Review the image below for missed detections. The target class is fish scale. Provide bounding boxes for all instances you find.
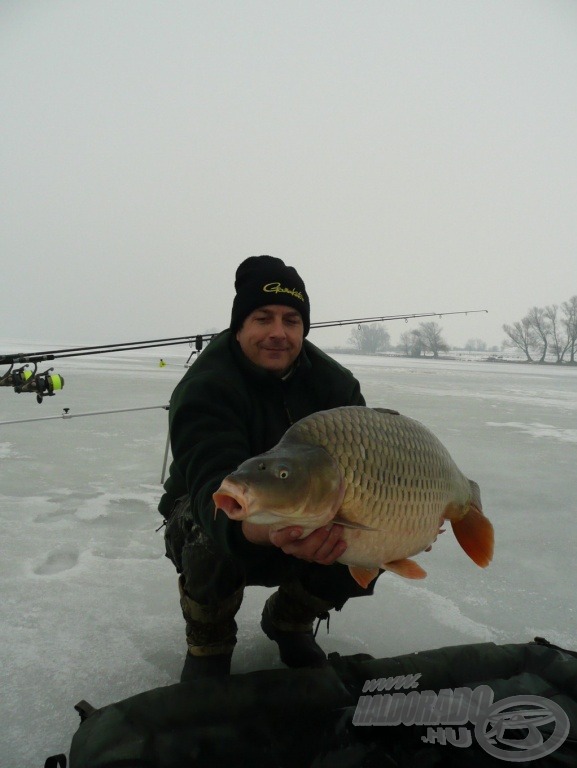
[290,408,460,519]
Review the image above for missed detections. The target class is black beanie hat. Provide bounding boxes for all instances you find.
[230,255,311,336]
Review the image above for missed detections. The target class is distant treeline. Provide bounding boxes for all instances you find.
[346,297,577,365]
[348,321,458,359]
[502,296,577,364]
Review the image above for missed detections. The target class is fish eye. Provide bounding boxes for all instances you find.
[278,468,289,479]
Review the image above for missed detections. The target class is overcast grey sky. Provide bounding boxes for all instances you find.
[2,0,576,351]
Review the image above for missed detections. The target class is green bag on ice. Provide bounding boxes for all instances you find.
[49,638,577,768]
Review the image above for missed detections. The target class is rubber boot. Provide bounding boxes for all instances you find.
[260,581,334,668]
[180,650,233,682]
[178,575,243,681]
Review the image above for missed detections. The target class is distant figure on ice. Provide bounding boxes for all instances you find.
[159,255,378,680]
[158,359,166,367]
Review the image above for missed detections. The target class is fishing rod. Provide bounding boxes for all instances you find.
[1,309,488,366]
[310,309,488,329]
[0,336,208,366]
[1,308,487,403]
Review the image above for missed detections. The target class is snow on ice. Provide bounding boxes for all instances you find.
[1,350,575,765]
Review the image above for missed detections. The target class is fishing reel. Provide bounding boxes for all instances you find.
[1,362,64,403]
[0,363,32,389]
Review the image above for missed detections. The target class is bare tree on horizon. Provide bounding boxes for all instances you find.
[503,295,577,364]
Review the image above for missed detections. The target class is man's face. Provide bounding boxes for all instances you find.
[236,304,304,376]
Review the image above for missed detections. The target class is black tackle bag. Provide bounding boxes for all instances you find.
[47,637,577,768]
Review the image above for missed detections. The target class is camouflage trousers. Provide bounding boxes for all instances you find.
[164,495,380,656]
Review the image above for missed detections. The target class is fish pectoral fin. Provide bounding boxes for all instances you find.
[333,514,378,531]
[382,558,427,579]
[450,504,494,568]
[348,566,380,589]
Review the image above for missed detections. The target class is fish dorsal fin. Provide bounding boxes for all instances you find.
[333,514,378,531]
[382,558,427,579]
[373,408,400,416]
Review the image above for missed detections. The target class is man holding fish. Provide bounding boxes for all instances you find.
[159,255,377,680]
[160,256,494,682]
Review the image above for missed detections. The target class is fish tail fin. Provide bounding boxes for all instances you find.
[450,481,494,568]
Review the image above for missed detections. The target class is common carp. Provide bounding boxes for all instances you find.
[213,406,494,588]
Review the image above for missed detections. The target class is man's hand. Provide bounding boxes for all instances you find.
[271,524,347,565]
[242,520,347,565]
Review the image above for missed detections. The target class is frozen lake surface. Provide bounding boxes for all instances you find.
[1,348,576,765]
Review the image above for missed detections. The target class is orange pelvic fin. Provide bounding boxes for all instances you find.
[382,558,427,579]
[450,504,494,568]
[348,566,380,589]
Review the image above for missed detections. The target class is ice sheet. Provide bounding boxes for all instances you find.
[1,351,575,764]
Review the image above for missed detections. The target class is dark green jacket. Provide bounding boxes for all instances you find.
[158,330,365,559]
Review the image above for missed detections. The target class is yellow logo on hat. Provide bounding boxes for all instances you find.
[263,282,305,302]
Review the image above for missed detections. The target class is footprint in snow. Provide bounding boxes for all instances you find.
[34,547,79,575]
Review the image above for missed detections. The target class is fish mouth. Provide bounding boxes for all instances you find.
[213,480,248,520]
